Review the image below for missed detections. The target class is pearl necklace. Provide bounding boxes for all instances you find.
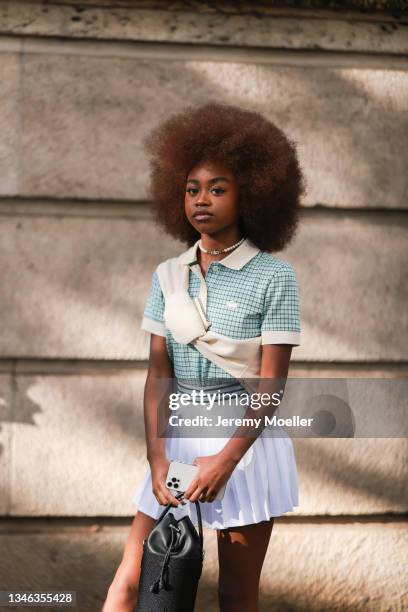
[198,236,245,256]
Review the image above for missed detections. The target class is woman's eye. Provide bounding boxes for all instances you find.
[186,187,225,196]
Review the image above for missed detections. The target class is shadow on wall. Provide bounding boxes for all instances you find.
[1,58,406,362]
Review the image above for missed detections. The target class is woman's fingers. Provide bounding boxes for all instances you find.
[183,478,199,500]
[153,482,184,507]
[188,484,209,503]
[164,486,185,506]
[152,485,167,506]
[198,485,219,502]
[185,479,217,502]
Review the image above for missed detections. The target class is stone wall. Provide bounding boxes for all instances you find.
[0,2,407,610]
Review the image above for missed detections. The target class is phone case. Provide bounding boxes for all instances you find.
[165,460,227,501]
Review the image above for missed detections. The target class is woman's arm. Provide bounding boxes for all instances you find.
[183,344,293,503]
[217,344,293,466]
[144,334,173,463]
[143,334,183,507]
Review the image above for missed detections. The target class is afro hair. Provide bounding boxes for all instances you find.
[143,102,306,252]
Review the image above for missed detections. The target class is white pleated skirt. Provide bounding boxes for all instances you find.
[131,418,299,530]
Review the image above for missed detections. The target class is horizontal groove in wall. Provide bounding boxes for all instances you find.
[0,199,153,219]
[0,359,407,376]
[1,1,406,24]
[0,3,407,57]
[0,200,407,218]
[0,513,406,534]
[0,359,150,375]
[0,35,407,69]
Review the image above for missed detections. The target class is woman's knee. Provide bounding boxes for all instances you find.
[110,576,137,598]
[106,564,139,606]
[102,511,154,610]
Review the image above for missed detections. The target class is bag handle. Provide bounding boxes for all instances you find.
[156,491,203,548]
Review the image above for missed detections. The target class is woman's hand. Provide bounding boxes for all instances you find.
[149,455,185,507]
[183,453,237,503]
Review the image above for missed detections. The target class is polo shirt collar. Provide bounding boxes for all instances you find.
[178,237,260,270]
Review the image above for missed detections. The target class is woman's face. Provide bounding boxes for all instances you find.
[184,161,240,236]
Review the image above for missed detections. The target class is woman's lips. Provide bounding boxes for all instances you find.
[193,213,214,221]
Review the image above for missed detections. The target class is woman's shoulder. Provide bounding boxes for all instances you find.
[153,253,183,276]
[154,243,194,272]
[252,250,296,278]
[153,249,192,296]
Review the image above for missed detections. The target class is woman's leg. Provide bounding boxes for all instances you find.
[101,510,156,612]
[216,518,274,612]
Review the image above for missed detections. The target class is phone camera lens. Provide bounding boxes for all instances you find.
[173,483,179,489]
[166,481,172,487]
[171,477,178,482]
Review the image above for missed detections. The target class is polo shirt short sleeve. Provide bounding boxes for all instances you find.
[260,262,301,346]
[140,268,167,337]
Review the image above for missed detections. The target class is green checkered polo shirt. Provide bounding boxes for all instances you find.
[140,238,301,385]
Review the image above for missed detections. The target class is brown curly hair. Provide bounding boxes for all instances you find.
[143,102,306,252]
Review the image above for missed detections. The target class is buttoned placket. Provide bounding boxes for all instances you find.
[188,261,209,316]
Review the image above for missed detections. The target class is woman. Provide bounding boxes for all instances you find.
[102,102,305,612]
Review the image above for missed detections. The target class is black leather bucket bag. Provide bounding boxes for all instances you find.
[135,492,204,612]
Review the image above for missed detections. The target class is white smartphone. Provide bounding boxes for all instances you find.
[165,460,227,501]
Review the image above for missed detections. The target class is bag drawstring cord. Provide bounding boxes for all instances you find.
[149,524,181,594]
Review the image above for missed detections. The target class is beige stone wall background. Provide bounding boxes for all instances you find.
[0,1,407,610]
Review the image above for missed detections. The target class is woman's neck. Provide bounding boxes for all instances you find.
[199,228,242,255]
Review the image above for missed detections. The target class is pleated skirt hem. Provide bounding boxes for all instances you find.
[131,430,299,530]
